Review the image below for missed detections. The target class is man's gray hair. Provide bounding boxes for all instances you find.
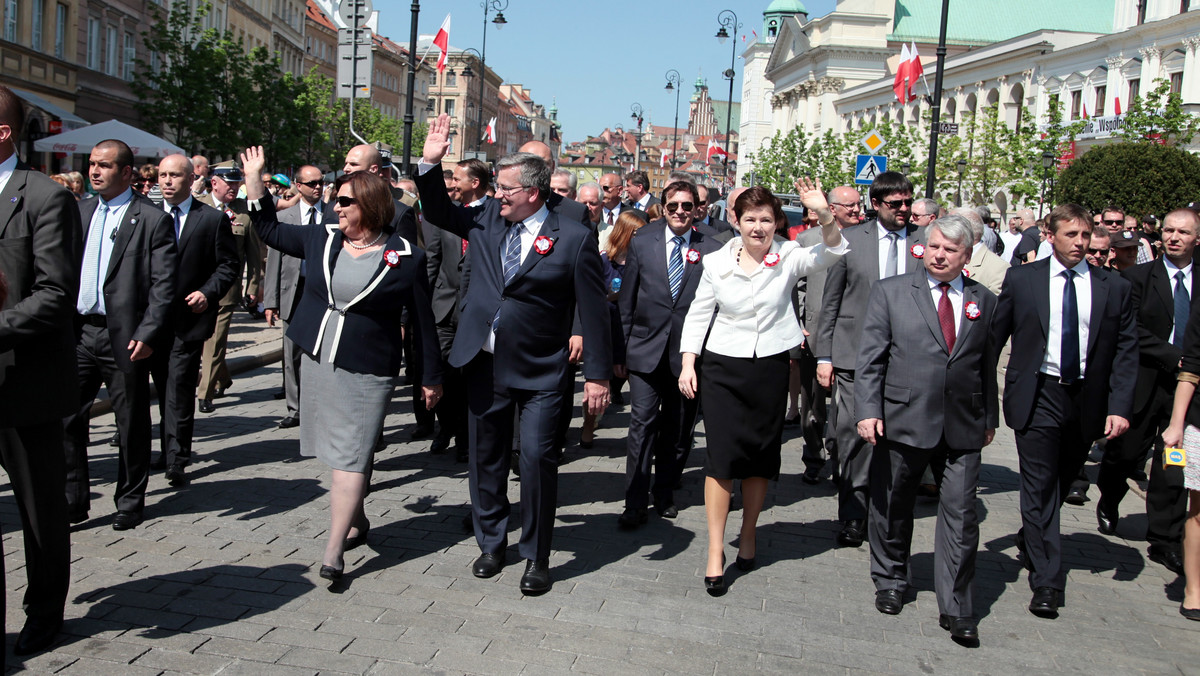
[578,181,601,197]
[913,197,939,215]
[552,168,577,192]
[496,152,552,199]
[935,213,978,248]
[975,205,995,224]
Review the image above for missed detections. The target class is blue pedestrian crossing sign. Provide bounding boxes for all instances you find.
[855,154,888,185]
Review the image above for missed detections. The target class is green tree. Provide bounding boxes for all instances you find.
[1118,77,1200,145]
[1055,142,1200,218]
[238,47,309,170]
[293,68,338,167]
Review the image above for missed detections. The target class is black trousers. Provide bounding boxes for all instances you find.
[465,352,564,561]
[64,322,152,515]
[433,322,468,450]
[0,421,71,622]
[1013,376,1093,591]
[406,322,436,430]
[624,355,699,510]
[150,334,204,467]
[797,342,828,474]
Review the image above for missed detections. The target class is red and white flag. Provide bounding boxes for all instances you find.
[432,14,451,73]
[893,43,913,103]
[706,139,728,165]
[1114,96,1122,115]
[908,42,925,82]
[483,117,497,144]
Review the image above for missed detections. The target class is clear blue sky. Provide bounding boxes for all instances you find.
[377,0,838,145]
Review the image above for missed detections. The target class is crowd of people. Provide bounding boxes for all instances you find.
[3,88,1200,661]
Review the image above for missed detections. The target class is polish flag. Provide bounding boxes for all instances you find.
[893,43,913,104]
[432,14,451,73]
[908,42,925,82]
[660,150,670,169]
[1114,97,1122,115]
[483,117,497,144]
[706,139,728,165]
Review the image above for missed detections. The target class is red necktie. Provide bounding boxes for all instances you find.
[938,282,956,353]
[607,211,614,225]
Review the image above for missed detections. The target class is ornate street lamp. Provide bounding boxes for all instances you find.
[1039,150,1055,218]
[474,1,509,152]
[955,158,967,207]
[665,69,682,168]
[715,9,741,186]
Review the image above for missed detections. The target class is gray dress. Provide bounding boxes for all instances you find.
[299,247,395,472]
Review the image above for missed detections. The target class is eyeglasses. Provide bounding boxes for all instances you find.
[911,212,935,220]
[335,196,358,208]
[879,198,914,209]
[830,202,861,210]
[1087,247,1110,256]
[665,202,694,213]
[496,184,531,197]
[1102,218,1124,225]
[297,179,324,188]
[601,184,622,192]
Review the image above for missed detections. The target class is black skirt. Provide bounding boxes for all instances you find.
[700,350,790,480]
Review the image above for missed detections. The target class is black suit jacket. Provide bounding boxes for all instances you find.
[618,221,721,376]
[416,165,611,391]
[0,162,82,426]
[993,258,1139,437]
[167,197,239,342]
[78,192,178,372]
[548,192,591,227]
[424,220,465,327]
[1121,259,1196,411]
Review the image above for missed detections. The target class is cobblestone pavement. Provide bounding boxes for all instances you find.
[3,315,1199,674]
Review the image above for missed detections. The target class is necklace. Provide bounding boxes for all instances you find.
[346,230,384,250]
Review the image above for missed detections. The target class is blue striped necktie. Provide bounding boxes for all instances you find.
[503,221,523,285]
[668,235,685,300]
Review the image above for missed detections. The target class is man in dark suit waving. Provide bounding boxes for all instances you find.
[855,214,998,643]
[64,139,177,531]
[0,86,79,656]
[416,113,612,594]
[150,154,238,486]
[993,203,1138,618]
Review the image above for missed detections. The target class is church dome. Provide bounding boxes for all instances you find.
[765,0,807,15]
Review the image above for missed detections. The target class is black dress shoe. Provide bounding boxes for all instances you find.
[1180,603,1200,621]
[214,381,231,398]
[149,453,166,470]
[197,399,214,413]
[939,614,979,642]
[520,559,551,595]
[165,463,187,487]
[875,589,903,615]
[1064,486,1088,506]
[411,423,435,439]
[1149,546,1185,576]
[1029,586,1060,618]
[704,574,726,596]
[800,468,821,485]
[68,510,88,525]
[837,519,865,548]
[617,507,648,529]
[319,565,343,581]
[735,555,756,572]
[344,520,370,551]
[472,552,506,578]
[112,510,144,531]
[108,432,121,447]
[430,434,451,455]
[278,415,300,429]
[1096,503,1119,535]
[13,617,62,656]
[654,499,679,519]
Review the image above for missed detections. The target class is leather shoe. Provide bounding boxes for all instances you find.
[1096,503,1118,535]
[654,499,679,519]
[197,399,214,413]
[938,614,979,643]
[875,589,903,615]
[520,559,551,595]
[800,468,821,485]
[108,432,121,447]
[149,453,166,470]
[430,434,451,455]
[112,510,144,531]
[837,519,866,548]
[165,463,187,487]
[13,616,61,656]
[278,415,300,429]
[472,552,506,578]
[1149,546,1185,576]
[1180,603,1200,621]
[1064,485,1088,505]
[344,520,370,551]
[1029,587,1060,618]
[617,507,648,529]
[318,565,343,581]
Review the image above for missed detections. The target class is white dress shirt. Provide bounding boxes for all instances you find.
[485,204,549,353]
[300,200,322,225]
[926,272,963,337]
[602,204,622,225]
[0,153,17,194]
[634,194,651,211]
[164,196,193,238]
[1041,256,1091,378]
[664,226,692,269]
[77,187,135,315]
[877,222,908,277]
[1164,256,1193,338]
[681,234,849,358]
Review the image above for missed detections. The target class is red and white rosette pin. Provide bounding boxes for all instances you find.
[962,268,971,278]
[763,252,781,267]
[384,249,402,267]
[686,249,701,264]
[910,243,925,259]
[533,235,554,255]
[965,300,982,321]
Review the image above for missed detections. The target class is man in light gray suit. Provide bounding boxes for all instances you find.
[854,214,998,644]
[263,165,325,430]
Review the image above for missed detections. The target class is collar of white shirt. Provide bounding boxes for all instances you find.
[1048,254,1090,280]
[1164,256,1193,278]
[877,222,905,240]
[927,272,964,294]
[664,225,691,247]
[165,197,192,216]
[0,152,17,194]
[102,187,134,209]
[518,204,549,236]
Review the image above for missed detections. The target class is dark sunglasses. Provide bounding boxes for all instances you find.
[297,179,324,188]
[1102,218,1124,225]
[666,202,695,213]
[1087,248,1110,256]
[335,196,358,208]
[880,198,914,209]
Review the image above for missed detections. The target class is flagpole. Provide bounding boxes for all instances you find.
[401,0,421,177]
[923,0,951,199]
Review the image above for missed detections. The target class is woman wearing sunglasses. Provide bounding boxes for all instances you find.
[678,180,846,595]
[240,146,442,584]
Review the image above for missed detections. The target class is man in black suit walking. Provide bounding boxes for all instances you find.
[616,181,721,528]
[0,86,79,657]
[64,139,177,531]
[149,154,238,486]
[417,113,611,594]
[1096,208,1198,576]
[993,203,1138,618]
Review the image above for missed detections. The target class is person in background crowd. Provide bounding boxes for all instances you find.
[65,171,85,200]
[1085,226,1112,268]
[624,170,659,212]
[695,184,734,235]
[1000,209,1033,263]
[551,169,577,200]
[49,174,70,190]
[1110,230,1142,271]
[579,182,604,236]
[910,198,939,229]
[957,207,1009,296]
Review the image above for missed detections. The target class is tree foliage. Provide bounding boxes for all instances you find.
[1055,142,1200,218]
[1117,78,1200,146]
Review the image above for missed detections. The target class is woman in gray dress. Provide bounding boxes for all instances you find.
[241,146,442,582]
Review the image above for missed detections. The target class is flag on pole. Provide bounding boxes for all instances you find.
[751,29,758,41]
[908,42,925,81]
[1082,103,1089,119]
[1114,96,1122,115]
[893,43,913,104]
[483,117,497,144]
[432,14,451,73]
[706,139,728,165]
[660,150,670,169]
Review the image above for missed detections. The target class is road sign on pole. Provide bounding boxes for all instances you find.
[337,0,373,100]
[937,122,959,136]
[855,154,888,185]
[860,130,887,154]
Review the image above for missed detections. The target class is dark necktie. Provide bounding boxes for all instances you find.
[503,221,523,285]
[937,282,956,353]
[1060,269,1080,383]
[171,205,182,242]
[607,210,614,226]
[1174,270,1190,348]
[668,236,685,300]
[884,231,899,278]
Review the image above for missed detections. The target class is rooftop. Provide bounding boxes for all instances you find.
[889,0,1116,46]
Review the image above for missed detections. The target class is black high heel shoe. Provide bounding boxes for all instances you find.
[319,565,343,581]
[735,555,756,572]
[705,554,726,596]
[344,519,371,551]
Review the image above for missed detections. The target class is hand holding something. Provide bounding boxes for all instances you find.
[1164,424,1185,449]
[422,113,452,165]
[185,291,208,313]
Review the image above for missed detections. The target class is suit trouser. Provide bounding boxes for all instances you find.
[150,334,204,467]
[64,322,152,515]
[281,317,302,417]
[406,323,435,429]
[1014,376,1092,590]
[624,355,699,510]
[465,352,564,561]
[869,438,980,617]
[433,323,468,449]
[0,422,70,622]
[1097,384,1187,550]
[797,343,827,474]
[834,368,871,521]
[198,301,235,400]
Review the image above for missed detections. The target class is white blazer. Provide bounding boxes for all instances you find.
[680,235,847,358]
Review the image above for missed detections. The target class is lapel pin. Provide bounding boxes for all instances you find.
[9,196,16,203]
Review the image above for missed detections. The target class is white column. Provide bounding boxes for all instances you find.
[1183,36,1200,105]
[1139,45,1163,87]
[1105,56,1124,114]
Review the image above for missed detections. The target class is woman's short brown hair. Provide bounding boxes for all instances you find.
[733,185,786,225]
[334,171,395,234]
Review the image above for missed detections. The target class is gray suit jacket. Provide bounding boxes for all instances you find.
[0,163,82,425]
[423,221,465,327]
[854,270,1000,450]
[815,219,926,368]
[796,227,827,337]
[264,201,322,322]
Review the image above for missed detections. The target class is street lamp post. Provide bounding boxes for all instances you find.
[400,0,420,177]
[715,9,741,187]
[664,69,681,168]
[457,46,482,155]
[955,159,967,207]
[1039,150,1055,218]
[475,0,508,154]
[630,103,644,173]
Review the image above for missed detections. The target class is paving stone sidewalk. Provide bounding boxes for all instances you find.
[3,315,1199,674]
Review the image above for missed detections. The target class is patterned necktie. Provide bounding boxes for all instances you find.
[937,282,956,353]
[668,235,685,301]
[884,231,900,278]
[1060,269,1080,383]
[503,221,523,285]
[171,205,182,241]
[78,203,108,313]
[607,210,614,226]
[1174,270,1190,348]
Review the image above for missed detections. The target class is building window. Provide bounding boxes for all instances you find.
[53,2,64,58]
[123,31,134,80]
[447,71,456,87]
[1095,85,1106,117]
[3,0,16,42]
[1170,72,1183,95]
[31,0,42,50]
[86,17,99,70]
[445,99,455,118]
[1069,90,1081,119]
[1128,78,1140,103]
[105,24,117,76]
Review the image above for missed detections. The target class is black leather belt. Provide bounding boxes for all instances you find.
[79,313,107,327]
